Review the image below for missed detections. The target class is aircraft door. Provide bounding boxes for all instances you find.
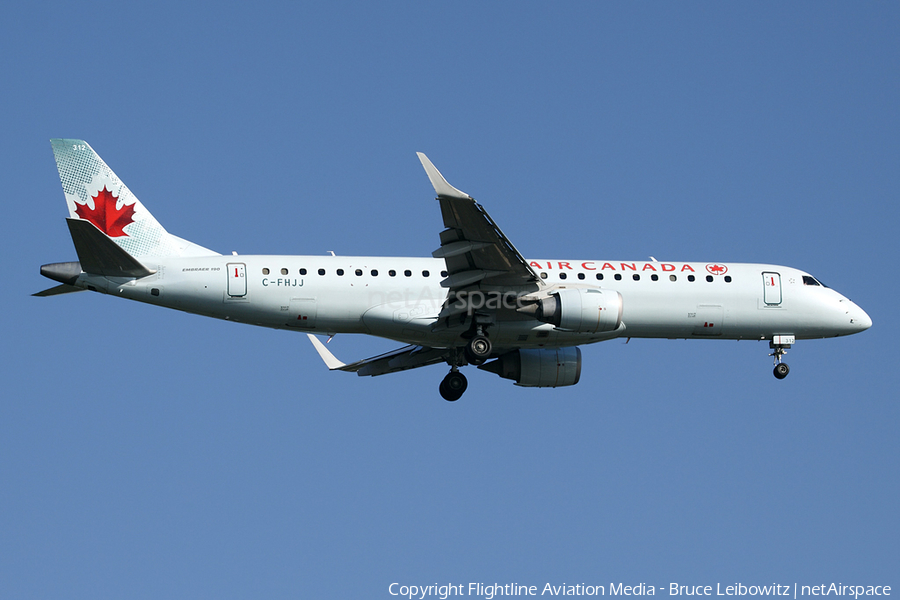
[692,304,723,336]
[227,263,247,297]
[762,272,782,306]
[287,297,317,328]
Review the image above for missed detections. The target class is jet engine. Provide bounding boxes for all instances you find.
[479,347,582,387]
[519,288,622,333]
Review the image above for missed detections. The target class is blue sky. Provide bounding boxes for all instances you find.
[2,2,898,598]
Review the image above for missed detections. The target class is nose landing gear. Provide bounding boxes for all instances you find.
[769,336,793,379]
[773,362,790,379]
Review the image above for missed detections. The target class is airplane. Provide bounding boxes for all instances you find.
[36,139,872,401]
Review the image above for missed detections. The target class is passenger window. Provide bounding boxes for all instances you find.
[422,270,430,277]
[371,269,378,276]
[614,274,622,281]
[559,273,567,280]
[578,273,585,280]
[355,269,362,276]
[281,268,288,275]
[337,269,344,276]
[633,274,640,281]
[688,275,695,282]
[404,270,412,277]
[389,270,396,277]
[299,268,307,275]
[441,270,448,277]
[651,274,658,281]
[262,268,270,275]
[318,268,325,276]
[706,275,714,282]
[724,276,732,283]
[596,274,603,281]
[669,274,677,281]
[540,272,548,279]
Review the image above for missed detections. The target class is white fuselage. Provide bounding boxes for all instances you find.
[76,255,872,350]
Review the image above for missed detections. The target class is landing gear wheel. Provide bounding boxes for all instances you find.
[439,371,468,401]
[769,340,792,380]
[773,363,790,379]
[465,335,492,365]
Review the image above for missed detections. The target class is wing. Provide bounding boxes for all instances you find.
[417,153,543,326]
[307,334,450,376]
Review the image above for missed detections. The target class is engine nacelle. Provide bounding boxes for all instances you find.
[524,288,622,333]
[478,347,582,388]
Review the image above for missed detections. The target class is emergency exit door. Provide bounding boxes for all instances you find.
[227,263,247,297]
[762,272,782,306]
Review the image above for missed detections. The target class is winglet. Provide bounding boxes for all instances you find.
[416,153,471,199]
[307,334,347,370]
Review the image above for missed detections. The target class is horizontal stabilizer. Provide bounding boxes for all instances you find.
[67,218,155,278]
[32,284,84,297]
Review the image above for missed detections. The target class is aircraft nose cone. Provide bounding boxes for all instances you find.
[839,298,872,333]
[851,305,872,331]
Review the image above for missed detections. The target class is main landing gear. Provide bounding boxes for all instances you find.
[439,369,467,401]
[440,331,493,401]
[769,340,791,380]
[464,334,492,365]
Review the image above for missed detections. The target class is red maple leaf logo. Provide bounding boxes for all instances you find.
[75,186,135,237]
[706,263,728,275]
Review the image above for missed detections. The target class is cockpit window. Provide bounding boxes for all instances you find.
[803,275,825,287]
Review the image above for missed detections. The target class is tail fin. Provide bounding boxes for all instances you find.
[50,139,218,258]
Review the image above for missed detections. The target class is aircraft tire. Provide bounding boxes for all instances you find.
[439,371,467,401]
[465,335,492,365]
[773,363,790,379]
